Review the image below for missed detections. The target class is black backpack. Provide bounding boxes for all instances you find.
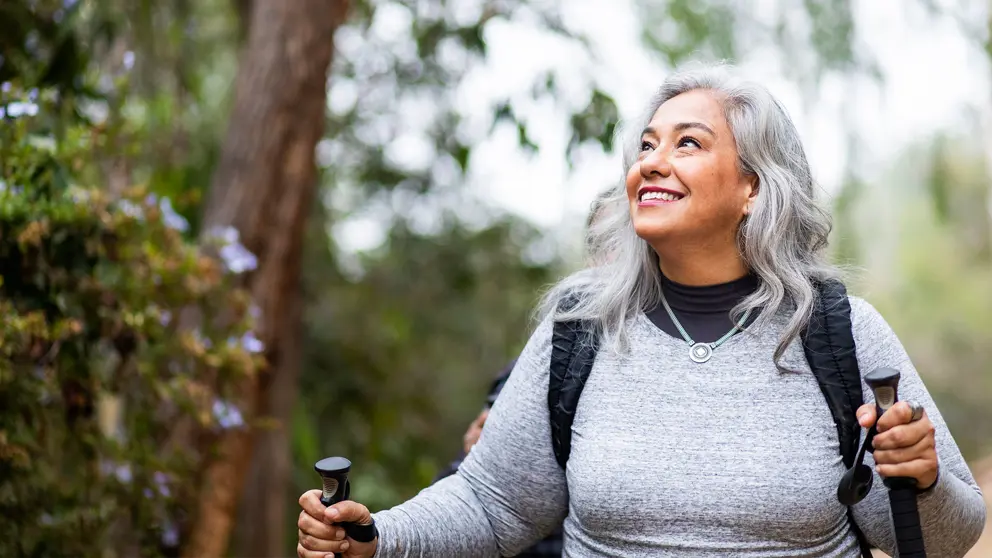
[547,279,873,558]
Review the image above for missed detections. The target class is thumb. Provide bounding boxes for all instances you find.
[856,403,876,428]
[325,500,372,525]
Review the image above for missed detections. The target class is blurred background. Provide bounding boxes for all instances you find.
[1,0,990,556]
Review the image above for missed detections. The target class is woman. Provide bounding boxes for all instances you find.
[297,64,987,557]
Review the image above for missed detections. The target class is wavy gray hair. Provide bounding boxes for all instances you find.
[542,63,838,363]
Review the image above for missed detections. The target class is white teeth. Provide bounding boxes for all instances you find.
[641,191,682,202]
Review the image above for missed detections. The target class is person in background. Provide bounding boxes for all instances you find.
[433,359,564,558]
[431,189,616,557]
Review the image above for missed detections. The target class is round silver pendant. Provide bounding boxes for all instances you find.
[689,343,713,363]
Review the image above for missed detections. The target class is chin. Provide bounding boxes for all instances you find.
[632,217,679,244]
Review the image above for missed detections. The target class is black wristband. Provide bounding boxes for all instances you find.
[343,519,378,543]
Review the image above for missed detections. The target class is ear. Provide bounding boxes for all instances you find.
[742,173,759,216]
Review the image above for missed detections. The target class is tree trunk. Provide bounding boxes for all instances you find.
[181,1,348,557]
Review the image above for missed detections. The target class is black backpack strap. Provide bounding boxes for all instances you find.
[802,279,873,558]
[548,296,599,470]
[802,279,863,468]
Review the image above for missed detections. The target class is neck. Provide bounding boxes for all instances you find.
[654,240,749,286]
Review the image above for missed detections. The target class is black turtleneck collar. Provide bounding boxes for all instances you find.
[645,273,760,344]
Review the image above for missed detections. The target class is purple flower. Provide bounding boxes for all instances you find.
[192,328,212,349]
[6,101,39,118]
[207,226,258,273]
[100,460,132,483]
[118,200,144,219]
[159,198,189,232]
[153,471,171,497]
[162,519,179,546]
[160,310,172,326]
[228,331,263,353]
[123,51,135,71]
[212,399,244,429]
[241,332,263,353]
[219,242,258,273]
[116,465,132,483]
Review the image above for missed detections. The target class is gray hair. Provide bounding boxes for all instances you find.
[540,63,838,364]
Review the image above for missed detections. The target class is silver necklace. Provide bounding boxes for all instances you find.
[659,288,752,363]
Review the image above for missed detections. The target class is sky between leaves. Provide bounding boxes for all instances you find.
[332,0,991,256]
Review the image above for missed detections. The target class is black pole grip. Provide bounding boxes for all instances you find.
[864,368,927,557]
[315,457,378,557]
[888,483,926,557]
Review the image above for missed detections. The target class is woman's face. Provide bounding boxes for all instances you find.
[625,89,756,250]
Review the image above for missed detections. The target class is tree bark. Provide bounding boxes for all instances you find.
[181,1,349,557]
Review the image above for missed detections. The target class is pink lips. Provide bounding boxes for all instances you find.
[637,186,685,207]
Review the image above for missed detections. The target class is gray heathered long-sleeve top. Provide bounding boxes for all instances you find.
[371,296,986,557]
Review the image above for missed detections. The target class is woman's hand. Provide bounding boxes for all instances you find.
[298,490,378,558]
[857,401,938,490]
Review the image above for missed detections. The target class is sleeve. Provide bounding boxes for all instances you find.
[847,296,986,558]
[371,315,569,557]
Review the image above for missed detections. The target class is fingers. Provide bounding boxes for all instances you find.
[873,414,935,451]
[298,491,377,558]
[300,489,328,521]
[873,432,935,465]
[876,458,939,486]
[298,528,349,554]
[876,401,919,432]
[870,408,939,489]
[856,404,876,428]
[298,510,342,541]
[297,540,349,558]
[325,500,373,526]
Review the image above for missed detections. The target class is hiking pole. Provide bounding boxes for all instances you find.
[865,368,926,558]
[314,457,377,558]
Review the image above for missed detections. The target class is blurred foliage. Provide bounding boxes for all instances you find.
[323,0,621,206]
[835,132,992,460]
[0,83,264,557]
[293,209,558,512]
[635,0,881,93]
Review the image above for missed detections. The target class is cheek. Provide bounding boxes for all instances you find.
[677,162,739,209]
[673,163,715,197]
[625,164,641,198]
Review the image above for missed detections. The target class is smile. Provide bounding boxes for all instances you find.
[638,188,685,204]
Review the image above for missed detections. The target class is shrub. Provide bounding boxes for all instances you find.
[0,81,263,557]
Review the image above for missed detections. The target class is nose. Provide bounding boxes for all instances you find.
[639,147,672,179]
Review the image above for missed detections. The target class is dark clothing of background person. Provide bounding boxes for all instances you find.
[433,359,564,558]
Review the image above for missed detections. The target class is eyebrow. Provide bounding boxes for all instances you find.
[641,122,716,137]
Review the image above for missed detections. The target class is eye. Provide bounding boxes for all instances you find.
[640,140,655,152]
[677,136,701,149]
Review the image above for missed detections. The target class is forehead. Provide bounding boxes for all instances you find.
[646,89,728,132]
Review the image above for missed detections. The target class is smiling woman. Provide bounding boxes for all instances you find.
[628,90,756,286]
[295,63,986,558]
